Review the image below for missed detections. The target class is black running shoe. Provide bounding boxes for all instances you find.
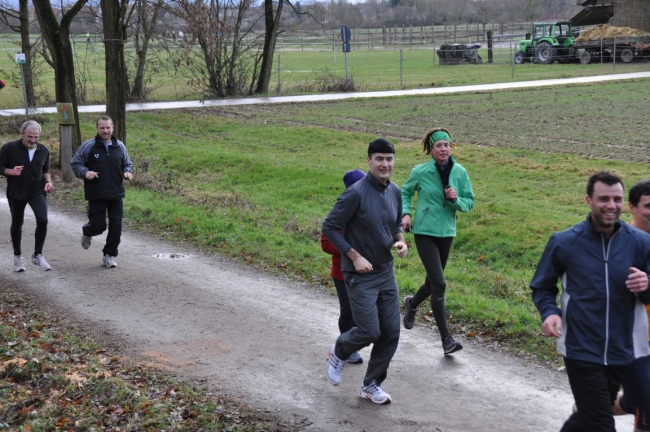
[403,296,417,330]
[442,334,463,356]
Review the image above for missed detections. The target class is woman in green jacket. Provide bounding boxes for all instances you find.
[401,127,474,355]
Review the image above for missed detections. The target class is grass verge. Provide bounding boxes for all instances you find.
[0,285,301,431]
[2,78,649,372]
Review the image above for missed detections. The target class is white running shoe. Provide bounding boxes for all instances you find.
[360,380,392,404]
[103,254,117,268]
[31,254,51,271]
[81,235,92,249]
[326,344,345,385]
[13,255,25,272]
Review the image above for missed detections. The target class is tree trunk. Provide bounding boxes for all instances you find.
[32,0,86,154]
[101,0,129,144]
[255,0,283,95]
[130,0,162,101]
[18,0,35,107]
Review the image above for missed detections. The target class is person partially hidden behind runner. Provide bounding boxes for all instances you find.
[321,169,366,365]
[0,120,54,272]
[611,179,650,432]
[71,115,133,268]
[322,138,408,405]
[531,171,650,432]
[400,127,474,356]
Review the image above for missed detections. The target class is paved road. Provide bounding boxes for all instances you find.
[1,71,649,117]
[0,199,635,431]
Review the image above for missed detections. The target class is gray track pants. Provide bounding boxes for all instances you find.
[336,263,401,386]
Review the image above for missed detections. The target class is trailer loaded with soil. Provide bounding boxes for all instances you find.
[514,23,650,65]
[573,24,650,64]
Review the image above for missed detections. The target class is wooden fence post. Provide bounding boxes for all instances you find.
[487,30,493,64]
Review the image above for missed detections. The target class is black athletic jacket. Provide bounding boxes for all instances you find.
[0,139,50,200]
[70,135,133,201]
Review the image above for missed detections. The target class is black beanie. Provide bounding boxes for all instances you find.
[367,138,395,154]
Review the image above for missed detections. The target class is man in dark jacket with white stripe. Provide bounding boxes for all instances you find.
[531,171,650,432]
[71,115,133,268]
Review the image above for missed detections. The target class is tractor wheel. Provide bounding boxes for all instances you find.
[620,48,634,63]
[579,50,592,65]
[536,41,556,64]
[601,50,612,63]
[514,51,526,65]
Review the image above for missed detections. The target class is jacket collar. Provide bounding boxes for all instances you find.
[429,155,456,169]
[95,134,117,146]
[365,170,391,191]
[585,213,622,237]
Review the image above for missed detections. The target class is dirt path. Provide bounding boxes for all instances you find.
[0,199,634,431]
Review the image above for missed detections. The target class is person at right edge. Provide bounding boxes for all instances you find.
[400,127,474,356]
[531,171,650,432]
[71,115,133,268]
[612,179,650,431]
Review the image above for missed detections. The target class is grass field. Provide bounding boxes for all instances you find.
[2,77,647,365]
[1,32,649,109]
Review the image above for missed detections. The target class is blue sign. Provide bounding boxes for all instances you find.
[341,26,351,43]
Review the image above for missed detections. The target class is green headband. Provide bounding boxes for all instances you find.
[430,131,450,145]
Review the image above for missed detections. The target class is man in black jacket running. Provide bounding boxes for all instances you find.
[71,115,133,268]
[0,120,54,272]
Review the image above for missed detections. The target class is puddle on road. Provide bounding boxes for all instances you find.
[152,253,191,259]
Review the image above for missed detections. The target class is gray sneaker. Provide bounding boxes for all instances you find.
[81,235,92,249]
[103,254,117,268]
[13,255,25,272]
[326,344,345,385]
[31,254,51,271]
[347,351,363,364]
[442,334,463,356]
[360,380,392,404]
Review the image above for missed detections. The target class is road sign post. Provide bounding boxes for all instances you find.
[15,53,28,117]
[341,26,351,83]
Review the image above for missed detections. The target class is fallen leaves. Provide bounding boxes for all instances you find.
[0,288,300,431]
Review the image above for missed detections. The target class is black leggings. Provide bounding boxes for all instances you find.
[8,195,48,256]
[333,277,355,334]
[410,235,454,338]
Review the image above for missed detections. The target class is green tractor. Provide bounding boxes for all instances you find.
[515,22,576,64]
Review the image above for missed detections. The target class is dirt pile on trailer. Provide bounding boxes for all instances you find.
[575,24,648,42]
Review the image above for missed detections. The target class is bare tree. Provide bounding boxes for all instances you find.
[173,0,261,98]
[474,0,499,36]
[519,0,544,23]
[412,0,439,25]
[254,0,284,94]
[32,0,89,153]
[255,0,318,94]
[0,0,36,106]
[101,0,130,143]
[130,0,164,101]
